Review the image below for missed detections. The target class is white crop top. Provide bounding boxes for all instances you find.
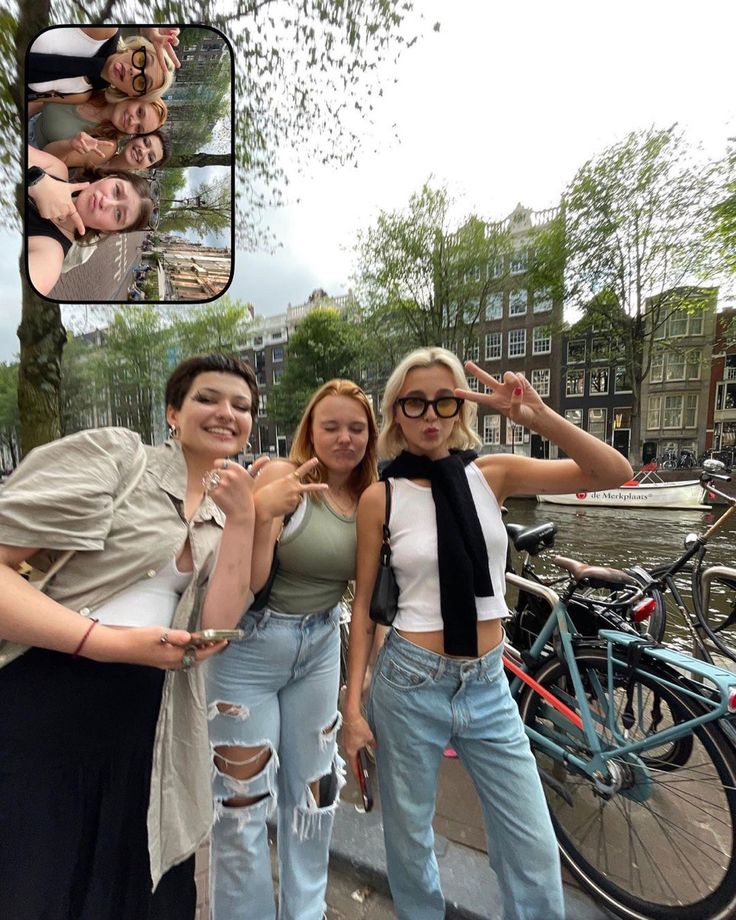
[29,29,110,95]
[93,558,192,628]
[389,463,509,632]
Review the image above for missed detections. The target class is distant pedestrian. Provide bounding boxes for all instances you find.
[342,346,633,920]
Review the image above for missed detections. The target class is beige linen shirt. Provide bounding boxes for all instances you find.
[0,427,239,887]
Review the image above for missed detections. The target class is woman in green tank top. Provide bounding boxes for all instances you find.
[206,379,378,920]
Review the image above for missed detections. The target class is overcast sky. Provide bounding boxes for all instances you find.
[3,0,735,361]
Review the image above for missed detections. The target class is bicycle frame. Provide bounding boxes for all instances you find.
[505,573,736,781]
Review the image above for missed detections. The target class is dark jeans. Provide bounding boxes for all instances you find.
[0,648,196,920]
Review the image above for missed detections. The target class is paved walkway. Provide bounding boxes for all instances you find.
[50,231,146,302]
[193,760,611,920]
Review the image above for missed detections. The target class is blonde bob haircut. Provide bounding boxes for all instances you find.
[378,347,481,459]
[104,36,176,103]
[289,379,379,500]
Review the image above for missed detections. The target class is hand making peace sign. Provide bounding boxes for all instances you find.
[455,361,546,429]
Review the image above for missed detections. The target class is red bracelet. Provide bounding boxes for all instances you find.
[72,618,99,658]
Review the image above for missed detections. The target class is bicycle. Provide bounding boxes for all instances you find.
[503,571,736,920]
[631,460,736,665]
[504,520,666,651]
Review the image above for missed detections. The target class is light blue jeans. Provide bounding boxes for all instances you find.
[205,605,345,920]
[367,629,564,920]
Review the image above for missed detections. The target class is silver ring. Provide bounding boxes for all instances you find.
[221,459,230,470]
[181,652,195,669]
[202,470,221,492]
[160,632,170,645]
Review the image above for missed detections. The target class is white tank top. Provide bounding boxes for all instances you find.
[389,463,509,632]
[29,28,110,95]
[94,558,192,628]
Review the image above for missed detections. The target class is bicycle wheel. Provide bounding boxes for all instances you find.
[693,573,736,665]
[517,648,736,920]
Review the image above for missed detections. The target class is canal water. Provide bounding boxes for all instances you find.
[504,496,736,653]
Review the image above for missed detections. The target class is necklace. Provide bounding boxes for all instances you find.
[327,490,357,517]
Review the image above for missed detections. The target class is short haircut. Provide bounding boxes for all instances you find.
[289,379,378,500]
[165,354,258,414]
[378,347,481,458]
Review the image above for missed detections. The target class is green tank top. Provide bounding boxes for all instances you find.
[34,103,97,148]
[268,496,357,614]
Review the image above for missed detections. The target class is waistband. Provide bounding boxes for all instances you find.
[384,627,505,680]
[249,604,340,628]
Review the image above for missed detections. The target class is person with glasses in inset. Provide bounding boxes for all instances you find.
[27,26,180,112]
[341,347,633,920]
[26,143,156,297]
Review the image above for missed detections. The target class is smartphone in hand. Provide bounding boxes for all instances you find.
[188,628,245,646]
[356,748,373,812]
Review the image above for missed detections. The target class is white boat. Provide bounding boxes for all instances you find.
[538,477,709,510]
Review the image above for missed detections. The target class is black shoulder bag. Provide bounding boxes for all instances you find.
[369,480,400,626]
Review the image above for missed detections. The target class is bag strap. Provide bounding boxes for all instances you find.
[35,441,148,593]
[380,479,392,565]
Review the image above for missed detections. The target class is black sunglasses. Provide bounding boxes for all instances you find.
[131,48,149,96]
[396,396,464,419]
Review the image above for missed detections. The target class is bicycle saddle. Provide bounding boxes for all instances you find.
[551,556,638,589]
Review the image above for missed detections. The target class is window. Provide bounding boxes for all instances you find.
[567,339,586,363]
[258,394,267,417]
[510,250,527,274]
[686,350,701,380]
[483,414,500,445]
[506,421,525,445]
[614,366,632,393]
[272,347,284,363]
[689,312,704,336]
[467,376,479,392]
[485,332,502,360]
[531,368,550,397]
[589,368,609,395]
[509,289,527,316]
[253,335,263,347]
[565,369,585,396]
[272,368,283,385]
[669,313,687,337]
[613,407,632,430]
[465,340,480,362]
[565,409,582,427]
[716,382,736,410]
[485,292,503,320]
[508,329,526,358]
[724,356,736,381]
[665,353,685,381]
[532,326,551,355]
[490,258,504,279]
[685,393,698,428]
[647,396,661,430]
[650,352,664,383]
[533,288,553,313]
[663,395,683,429]
[588,408,608,440]
[591,337,609,362]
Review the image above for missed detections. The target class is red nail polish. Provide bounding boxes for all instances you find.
[514,387,523,397]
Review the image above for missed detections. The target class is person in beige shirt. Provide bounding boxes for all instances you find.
[0,353,312,920]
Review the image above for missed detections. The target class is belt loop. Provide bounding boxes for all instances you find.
[258,608,271,628]
[435,657,445,681]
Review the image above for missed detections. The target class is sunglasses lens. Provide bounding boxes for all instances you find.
[436,398,461,417]
[401,398,426,418]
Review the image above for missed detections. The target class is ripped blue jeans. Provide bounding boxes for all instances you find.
[205,605,345,920]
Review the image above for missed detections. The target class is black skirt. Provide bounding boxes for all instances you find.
[0,647,196,920]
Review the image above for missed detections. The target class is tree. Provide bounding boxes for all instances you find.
[1,0,426,453]
[530,126,725,458]
[712,138,736,277]
[0,363,21,469]
[169,298,253,354]
[60,332,108,435]
[269,307,361,432]
[355,182,512,357]
[104,306,171,444]
[159,175,231,237]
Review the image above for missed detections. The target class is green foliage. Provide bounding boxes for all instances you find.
[269,307,361,431]
[159,175,231,237]
[712,139,736,276]
[169,298,253,354]
[355,182,512,354]
[0,362,20,467]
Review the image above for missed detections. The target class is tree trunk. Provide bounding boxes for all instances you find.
[17,271,66,456]
[165,152,231,169]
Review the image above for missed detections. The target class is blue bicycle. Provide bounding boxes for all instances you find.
[504,570,736,920]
